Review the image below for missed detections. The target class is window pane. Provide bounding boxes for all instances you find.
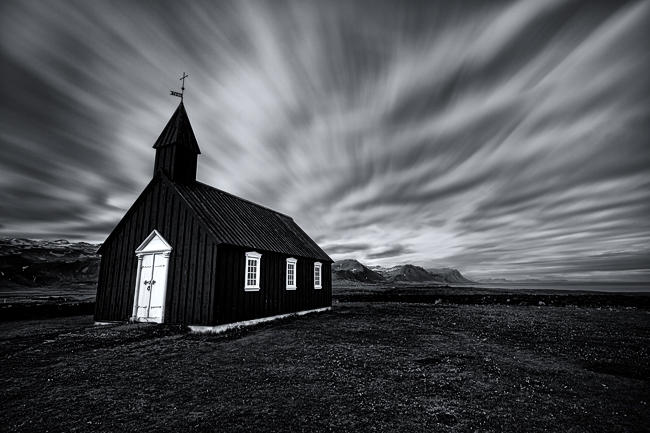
[246,257,259,287]
[287,262,295,286]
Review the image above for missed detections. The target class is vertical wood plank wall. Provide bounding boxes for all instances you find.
[215,245,332,325]
[154,146,197,183]
[95,179,217,325]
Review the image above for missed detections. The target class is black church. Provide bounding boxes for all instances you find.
[94,101,332,330]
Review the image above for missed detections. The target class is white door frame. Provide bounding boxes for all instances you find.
[131,230,172,323]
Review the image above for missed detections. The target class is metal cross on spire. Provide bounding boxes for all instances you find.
[170,72,189,101]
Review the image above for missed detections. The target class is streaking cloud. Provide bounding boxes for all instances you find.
[1,0,648,281]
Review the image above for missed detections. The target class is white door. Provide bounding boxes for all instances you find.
[136,254,154,320]
[147,254,168,320]
[135,254,168,322]
[132,230,172,324]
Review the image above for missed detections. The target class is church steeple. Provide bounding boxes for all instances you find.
[153,102,201,183]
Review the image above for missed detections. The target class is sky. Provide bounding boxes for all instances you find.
[1,0,649,281]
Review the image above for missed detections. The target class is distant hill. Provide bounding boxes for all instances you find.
[337,259,474,284]
[332,259,384,283]
[0,238,100,289]
[380,264,434,283]
[427,267,474,283]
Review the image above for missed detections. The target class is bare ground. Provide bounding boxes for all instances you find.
[1,302,649,433]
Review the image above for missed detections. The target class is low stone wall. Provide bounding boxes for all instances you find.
[0,301,95,321]
[334,293,650,308]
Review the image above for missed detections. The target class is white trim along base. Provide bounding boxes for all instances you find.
[94,321,120,326]
[188,307,332,334]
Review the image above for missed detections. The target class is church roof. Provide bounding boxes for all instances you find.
[172,180,331,261]
[153,102,201,154]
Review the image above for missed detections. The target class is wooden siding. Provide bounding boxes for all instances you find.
[95,178,217,325]
[214,245,332,325]
[154,145,197,183]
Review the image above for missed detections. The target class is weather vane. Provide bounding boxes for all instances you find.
[170,72,189,100]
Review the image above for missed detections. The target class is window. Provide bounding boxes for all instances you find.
[244,252,261,291]
[286,258,297,290]
[314,262,322,289]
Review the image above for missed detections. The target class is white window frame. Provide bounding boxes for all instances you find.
[314,262,322,289]
[286,258,297,290]
[244,251,261,291]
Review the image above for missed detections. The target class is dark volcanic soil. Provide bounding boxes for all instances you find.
[1,303,649,432]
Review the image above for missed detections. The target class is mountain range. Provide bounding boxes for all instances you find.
[330,259,385,283]
[333,259,473,284]
[0,239,473,288]
[0,238,100,289]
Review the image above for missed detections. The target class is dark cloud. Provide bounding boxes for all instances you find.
[1,0,649,281]
[322,243,372,255]
[367,245,413,260]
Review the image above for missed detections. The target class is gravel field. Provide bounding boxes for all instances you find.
[1,302,649,432]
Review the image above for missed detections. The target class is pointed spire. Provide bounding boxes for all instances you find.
[153,102,201,183]
[153,102,201,154]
